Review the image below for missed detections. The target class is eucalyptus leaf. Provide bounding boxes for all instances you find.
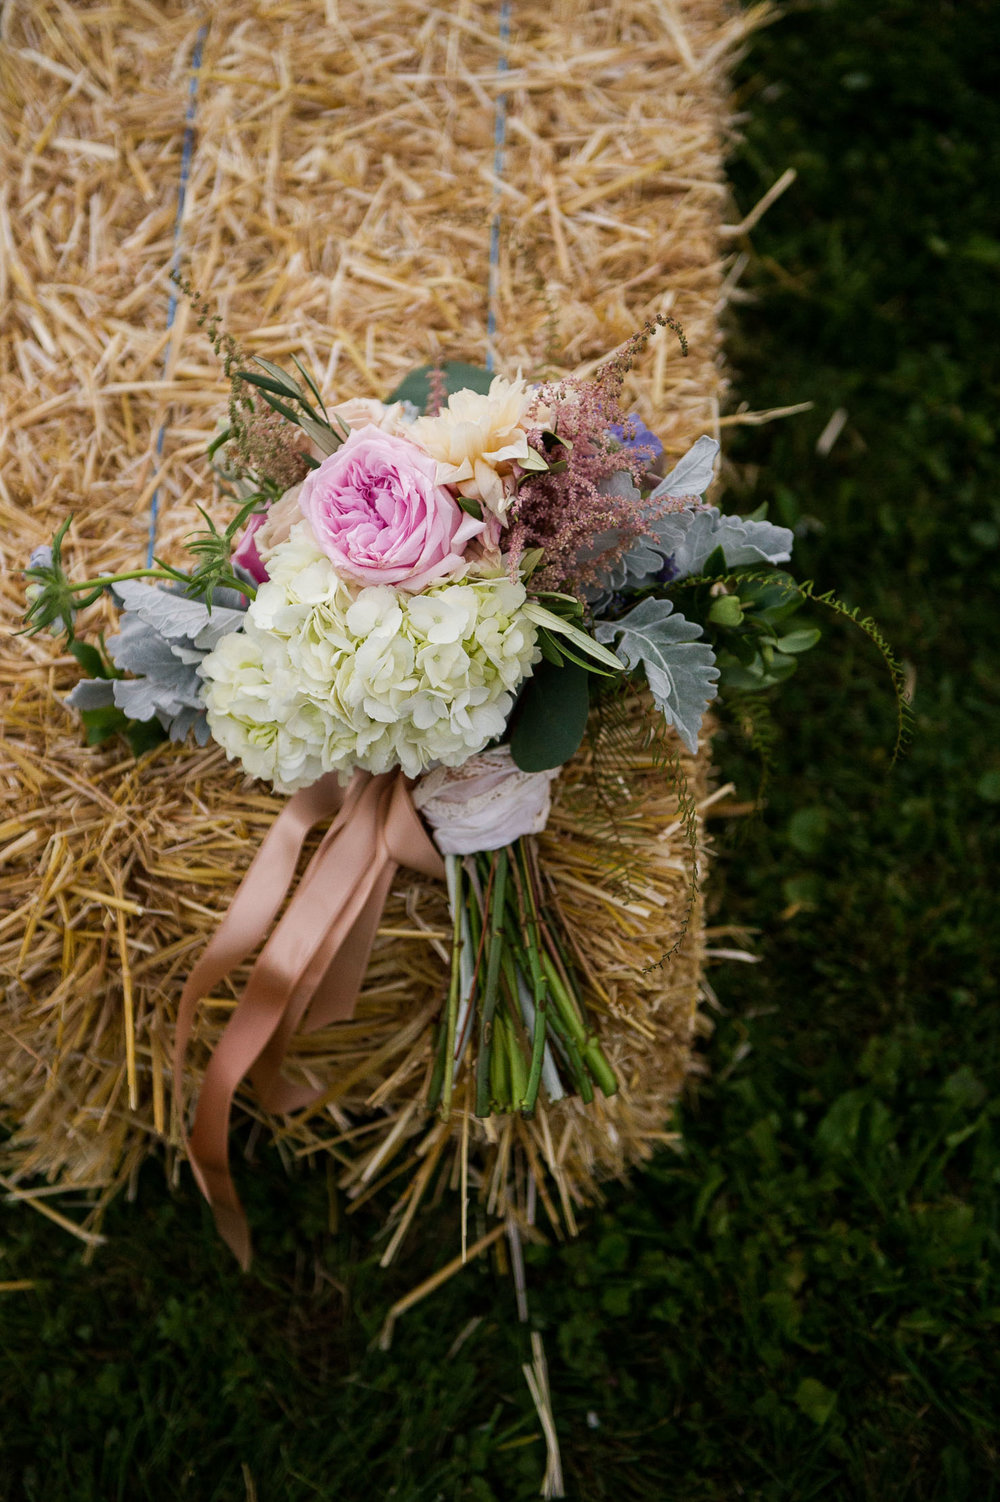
[775,627,822,654]
[510,659,590,772]
[123,717,170,756]
[708,594,744,627]
[67,640,109,678]
[595,598,720,754]
[385,362,494,410]
[80,705,129,746]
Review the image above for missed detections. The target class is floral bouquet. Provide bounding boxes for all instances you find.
[23,308,824,1265]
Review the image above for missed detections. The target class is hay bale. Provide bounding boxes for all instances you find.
[0,0,760,1246]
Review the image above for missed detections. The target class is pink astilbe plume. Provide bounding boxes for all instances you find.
[511,315,685,591]
[510,377,657,592]
[234,406,312,493]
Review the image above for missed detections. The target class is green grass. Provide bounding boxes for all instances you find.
[2,2,999,1497]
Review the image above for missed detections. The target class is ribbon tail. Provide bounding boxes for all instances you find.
[175,769,445,1268]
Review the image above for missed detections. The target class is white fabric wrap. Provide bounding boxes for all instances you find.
[412,746,559,855]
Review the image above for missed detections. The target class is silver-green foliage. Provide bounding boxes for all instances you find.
[66,582,246,745]
[594,597,720,754]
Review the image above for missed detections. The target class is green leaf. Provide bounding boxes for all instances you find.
[68,640,110,678]
[522,601,624,673]
[793,1379,837,1427]
[254,388,302,426]
[787,806,829,856]
[79,706,129,746]
[252,357,309,402]
[941,1066,987,1110]
[238,370,301,401]
[290,354,328,416]
[708,594,744,627]
[385,362,494,409]
[536,628,613,675]
[457,496,484,520]
[538,633,565,667]
[775,626,822,654]
[124,718,169,756]
[510,659,590,772]
[976,769,1000,802]
[517,448,549,472]
[295,414,341,456]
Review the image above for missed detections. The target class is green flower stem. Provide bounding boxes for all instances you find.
[540,949,618,1099]
[581,1035,619,1098]
[539,949,586,1046]
[547,1011,594,1105]
[509,844,550,1114]
[425,1011,449,1113]
[490,1008,511,1111]
[512,842,548,1008]
[504,997,529,1110]
[440,856,464,1121]
[498,949,533,1106]
[474,849,508,1118]
[521,980,548,1117]
[463,863,486,995]
[65,569,184,593]
[541,919,618,1097]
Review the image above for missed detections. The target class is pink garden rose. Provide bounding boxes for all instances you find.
[297,424,483,590]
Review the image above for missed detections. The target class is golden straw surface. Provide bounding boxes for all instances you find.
[1,0,762,1246]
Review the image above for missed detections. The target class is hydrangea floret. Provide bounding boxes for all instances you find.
[199,524,540,791]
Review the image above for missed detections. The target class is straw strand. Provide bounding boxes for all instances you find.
[146,21,208,566]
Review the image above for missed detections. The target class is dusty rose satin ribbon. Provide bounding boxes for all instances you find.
[173,768,445,1268]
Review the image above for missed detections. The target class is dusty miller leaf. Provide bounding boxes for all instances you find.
[595,597,720,754]
[587,437,721,601]
[647,435,720,503]
[110,580,246,648]
[96,582,247,743]
[643,507,794,582]
[66,679,116,711]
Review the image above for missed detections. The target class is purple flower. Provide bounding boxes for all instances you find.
[607,414,663,461]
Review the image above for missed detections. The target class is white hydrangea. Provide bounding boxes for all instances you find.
[199,523,540,792]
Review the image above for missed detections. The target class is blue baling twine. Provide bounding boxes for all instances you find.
[485,1,511,375]
[149,10,507,558]
[146,23,208,566]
